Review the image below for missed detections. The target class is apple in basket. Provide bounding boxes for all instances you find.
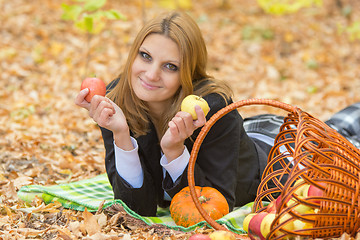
[245,211,297,240]
[247,211,289,240]
[292,209,316,234]
[275,179,314,214]
[80,77,106,102]
[292,179,325,204]
[285,190,313,214]
[243,213,257,233]
[260,212,277,239]
[247,211,268,240]
[266,199,277,213]
[293,178,311,197]
[209,230,236,240]
[306,183,325,204]
[188,233,211,240]
[181,95,210,120]
[271,194,283,211]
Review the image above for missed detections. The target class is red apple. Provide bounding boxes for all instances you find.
[80,77,106,102]
[307,183,325,204]
[243,213,256,233]
[266,200,276,213]
[260,212,276,239]
[248,212,268,240]
[188,233,211,240]
[275,194,283,210]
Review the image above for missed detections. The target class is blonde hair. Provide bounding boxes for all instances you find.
[107,11,232,137]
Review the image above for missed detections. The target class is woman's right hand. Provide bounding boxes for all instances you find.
[75,88,129,137]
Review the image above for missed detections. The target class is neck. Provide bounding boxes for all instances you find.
[148,106,163,122]
[149,114,163,141]
[147,100,171,121]
[147,102,169,139]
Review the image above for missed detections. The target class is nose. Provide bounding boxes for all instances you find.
[144,64,161,82]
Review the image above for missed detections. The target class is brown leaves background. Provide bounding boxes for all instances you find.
[0,0,359,239]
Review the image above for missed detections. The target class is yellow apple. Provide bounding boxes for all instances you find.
[248,212,268,240]
[293,179,311,197]
[292,208,315,236]
[271,213,294,239]
[278,213,294,232]
[287,197,313,214]
[292,219,314,235]
[293,178,305,186]
[296,184,310,197]
[260,212,276,239]
[243,213,256,233]
[286,181,313,214]
[209,230,236,240]
[181,95,210,120]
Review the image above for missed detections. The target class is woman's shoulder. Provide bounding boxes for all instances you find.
[203,93,232,114]
[202,93,233,118]
[193,78,233,111]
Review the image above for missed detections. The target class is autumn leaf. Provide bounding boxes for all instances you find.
[158,0,192,9]
[83,208,102,236]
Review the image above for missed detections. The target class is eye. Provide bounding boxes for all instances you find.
[139,51,151,61]
[164,63,178,72]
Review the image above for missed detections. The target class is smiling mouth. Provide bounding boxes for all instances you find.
[140,78,160,90]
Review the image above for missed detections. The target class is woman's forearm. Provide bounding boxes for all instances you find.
[113,129,134,151]
[162,144,185,163]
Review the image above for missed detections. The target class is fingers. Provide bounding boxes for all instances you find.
[96,107,116,127]
[193,105,206,128]
[105,97,118,115]
[89,95,115,120]
[74,88,91,110]
[174,112,194,136]
[168,108,206,141]
[168,120,180,137]
[161,106,208,154]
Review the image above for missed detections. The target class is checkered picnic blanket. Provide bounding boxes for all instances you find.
[17,174,252,233]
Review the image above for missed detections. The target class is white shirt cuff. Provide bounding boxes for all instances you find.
[114,137,143,188]
[160,147,190,183]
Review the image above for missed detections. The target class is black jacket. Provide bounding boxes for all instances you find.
[100,80,268,216]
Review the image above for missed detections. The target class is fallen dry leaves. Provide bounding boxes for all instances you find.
[0,0,360,239]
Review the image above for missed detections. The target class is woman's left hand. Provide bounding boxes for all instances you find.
[160,105,206,162]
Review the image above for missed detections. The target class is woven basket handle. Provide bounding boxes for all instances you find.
[187,98,297,233]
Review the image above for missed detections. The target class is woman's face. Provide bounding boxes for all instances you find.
[131,34,181,112]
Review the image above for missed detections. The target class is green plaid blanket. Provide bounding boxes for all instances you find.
[17,174,252,233]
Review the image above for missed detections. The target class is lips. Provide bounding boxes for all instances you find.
[140,77,160,90]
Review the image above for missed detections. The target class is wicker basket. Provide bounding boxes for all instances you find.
[187,99,360,239]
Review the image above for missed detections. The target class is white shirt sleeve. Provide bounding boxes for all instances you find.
[160,146,190,183]
[114,137,143,188]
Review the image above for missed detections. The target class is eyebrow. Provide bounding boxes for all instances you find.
[139,47,180,65]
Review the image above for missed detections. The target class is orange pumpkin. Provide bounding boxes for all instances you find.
[169,186,229,227]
